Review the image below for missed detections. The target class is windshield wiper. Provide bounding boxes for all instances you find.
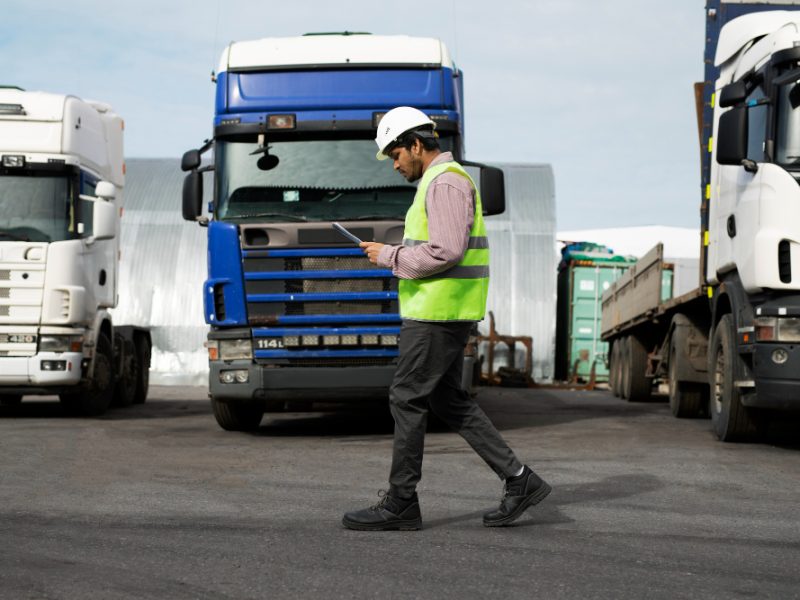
[349,214,405,221]
[235,212,309,222]
[0,231,31,241]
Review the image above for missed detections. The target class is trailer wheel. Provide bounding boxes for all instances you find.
[0,394,22,406]
[133,336,151,404]
[211,397,263,432]
[609,341,620,397]
[668,337,706,418]
[625,336,652,402]
[60,333,114,416]
[619,336,631,399]
[709,315,760,442]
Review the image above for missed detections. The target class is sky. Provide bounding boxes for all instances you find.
[2,0,706,230]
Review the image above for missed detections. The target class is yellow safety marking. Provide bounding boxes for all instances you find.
[708,136,713,153]
[711,92,715,108]
[704,230,709,246]
[705,184,710,200]
[707,286,714,298]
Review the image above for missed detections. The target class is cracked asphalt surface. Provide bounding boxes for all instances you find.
[1,385,798,599]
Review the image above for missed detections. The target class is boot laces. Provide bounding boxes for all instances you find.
[370,490,391,511]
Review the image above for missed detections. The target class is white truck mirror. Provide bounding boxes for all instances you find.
[92,200,117,241]
[95,181,116,200]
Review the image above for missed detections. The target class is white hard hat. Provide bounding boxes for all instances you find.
[374,106,436,160]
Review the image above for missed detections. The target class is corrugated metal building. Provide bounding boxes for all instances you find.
[482,164,557,382]
[119,159,557,385]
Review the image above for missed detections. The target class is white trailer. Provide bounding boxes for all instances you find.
[0,88,150,414]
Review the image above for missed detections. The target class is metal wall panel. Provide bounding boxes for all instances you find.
[484,164,557,382]
[114,159,209,385]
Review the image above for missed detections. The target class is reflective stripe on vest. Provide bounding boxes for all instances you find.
[398,161,489,321]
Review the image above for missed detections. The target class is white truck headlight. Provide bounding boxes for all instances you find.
[39,335,82,353]
[219,339,253,360]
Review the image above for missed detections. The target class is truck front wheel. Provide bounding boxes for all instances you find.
[211,397,263,432]
[60,333,114,416]
[709,315,760,442]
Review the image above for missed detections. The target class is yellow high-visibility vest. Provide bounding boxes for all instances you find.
[398,161,489,321]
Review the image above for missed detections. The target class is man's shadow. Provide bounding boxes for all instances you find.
[423,473,663,529]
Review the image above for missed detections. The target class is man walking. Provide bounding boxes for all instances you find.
[342,107,550,531]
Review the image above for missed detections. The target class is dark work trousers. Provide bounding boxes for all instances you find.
[388,319,524,498]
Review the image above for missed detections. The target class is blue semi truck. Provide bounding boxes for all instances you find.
[181,33,505,431]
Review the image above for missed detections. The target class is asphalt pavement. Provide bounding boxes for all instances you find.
[1,385,798,599]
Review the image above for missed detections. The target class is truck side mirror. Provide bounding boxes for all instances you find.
[95,181,116,200]
[478,165,506,216]
[182,149,201,172]
[182,171,203,221]
[716,106,748,165]
[718,81,747,108]
[92,200,117,241]
[463,162,506,216]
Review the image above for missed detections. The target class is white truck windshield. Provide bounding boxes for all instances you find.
[216,139,441,222]
[0,173,76,242]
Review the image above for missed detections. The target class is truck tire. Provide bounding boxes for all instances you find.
[709,314,761,442]
[668,337,705,418]
[0,394,22,406]
[133,336,150,404]
[610,340,621,397]
[60,333,115,416]
[619,336,631,399]
[212,397,263,432]
[114,336,138,408]
[625,336,652,402]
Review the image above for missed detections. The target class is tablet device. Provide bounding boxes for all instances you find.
[332,222,363,245]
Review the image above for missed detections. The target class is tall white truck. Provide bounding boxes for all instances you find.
[602,4,800,441]
[0,87,150,414]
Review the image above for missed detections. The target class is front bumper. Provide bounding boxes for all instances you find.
[0,352,83,387]
[209,360,396,402]
[748,343,800,410]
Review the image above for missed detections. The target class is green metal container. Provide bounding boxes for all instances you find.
[555,243,673,383]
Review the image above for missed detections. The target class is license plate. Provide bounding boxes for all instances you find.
[256,338,284,349]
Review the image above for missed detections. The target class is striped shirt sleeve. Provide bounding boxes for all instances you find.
[377,172,474,279]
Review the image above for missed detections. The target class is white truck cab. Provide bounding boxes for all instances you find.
[0,87,149,414]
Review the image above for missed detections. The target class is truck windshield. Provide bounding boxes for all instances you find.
[216,138,450,222]
[0,172,76,242]
[776,79,800,167]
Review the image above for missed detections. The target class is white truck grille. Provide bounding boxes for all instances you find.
[0,243,47,329]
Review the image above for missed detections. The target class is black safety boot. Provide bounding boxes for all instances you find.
[483,466,551,527]
[342,491,422,531]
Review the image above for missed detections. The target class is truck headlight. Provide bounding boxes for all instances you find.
[39,335,82,353]
[755,316,800,342]
[219,339,253,360]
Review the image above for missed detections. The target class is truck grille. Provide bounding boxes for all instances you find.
[0,243,47,326]
[243,247,401,364]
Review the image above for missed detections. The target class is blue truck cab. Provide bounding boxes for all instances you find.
[181,33,505,431]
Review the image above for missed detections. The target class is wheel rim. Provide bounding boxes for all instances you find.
[713,344,725,415]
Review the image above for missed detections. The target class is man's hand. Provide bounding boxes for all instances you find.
[360,241,385,265]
